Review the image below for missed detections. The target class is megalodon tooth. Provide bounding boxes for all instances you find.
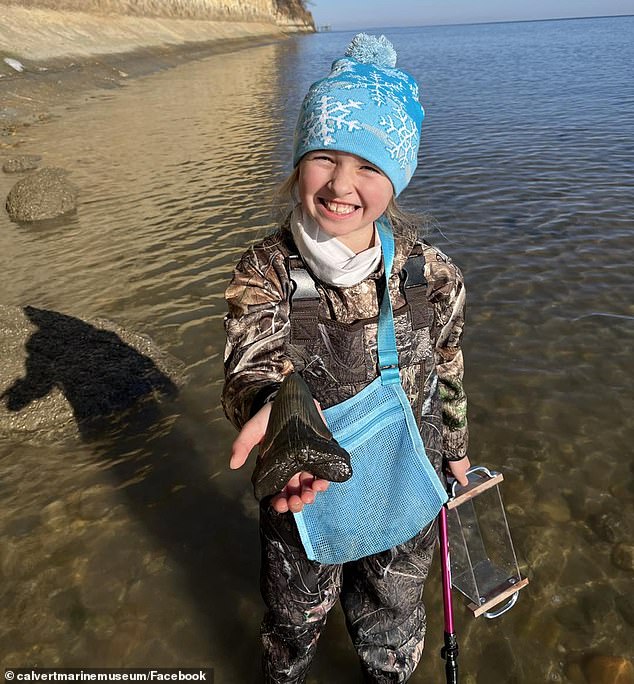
[252,373,352,500]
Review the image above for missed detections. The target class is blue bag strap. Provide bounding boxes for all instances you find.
[375,217,400,385]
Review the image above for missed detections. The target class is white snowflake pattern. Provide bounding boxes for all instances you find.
[379,104,418,169]
[338,71,406,106]
[301,95,363,146]
[390,69,419,98]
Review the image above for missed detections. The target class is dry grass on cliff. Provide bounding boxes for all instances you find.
[0,0,312,22]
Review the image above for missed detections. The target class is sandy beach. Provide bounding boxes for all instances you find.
[0,5,301,137]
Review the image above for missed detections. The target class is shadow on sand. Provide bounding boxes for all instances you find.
[2,306,261,680]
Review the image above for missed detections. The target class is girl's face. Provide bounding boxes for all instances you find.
[298,150,393,253]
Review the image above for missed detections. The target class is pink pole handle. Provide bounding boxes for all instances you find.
[439,505,454,634]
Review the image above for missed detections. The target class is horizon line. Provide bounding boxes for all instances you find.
[316,13,634,32]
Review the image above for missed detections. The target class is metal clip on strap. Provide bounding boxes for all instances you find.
[289,259,320,300]
[288,256,320,343]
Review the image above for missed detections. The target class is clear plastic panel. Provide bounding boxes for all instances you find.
[448,474,522,607]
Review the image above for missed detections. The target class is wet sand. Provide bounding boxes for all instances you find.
[0,5,298,137]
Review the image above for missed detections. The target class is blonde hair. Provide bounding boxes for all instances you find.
[273,166,427,234]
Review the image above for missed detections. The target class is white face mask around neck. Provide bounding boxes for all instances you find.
[289,206,382,287]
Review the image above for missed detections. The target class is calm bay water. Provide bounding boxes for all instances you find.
[1,16,633,683]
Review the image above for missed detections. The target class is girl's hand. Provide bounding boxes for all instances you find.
[229,401,330,512]
[229,402,272,470]
[270,472,330,514]
[447,456,471,487]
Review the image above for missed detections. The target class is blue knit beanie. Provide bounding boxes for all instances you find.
[293,33,424,197]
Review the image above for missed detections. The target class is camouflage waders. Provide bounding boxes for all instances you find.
[222,221,468,683]
[259,244,439,683]
[260,499,437,683]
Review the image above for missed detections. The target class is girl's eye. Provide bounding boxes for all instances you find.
[361,165,380,174]
[312,154,334,163]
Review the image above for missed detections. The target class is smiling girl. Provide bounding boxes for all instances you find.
[222,34,470,683]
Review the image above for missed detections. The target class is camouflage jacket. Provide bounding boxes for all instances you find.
[222,219,468,463]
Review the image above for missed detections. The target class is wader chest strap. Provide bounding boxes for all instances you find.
[288,255,320,343]
[400,245,431,330]
[287,244,432,340]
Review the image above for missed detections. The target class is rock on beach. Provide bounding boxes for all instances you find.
[5,167,78,222]
[2,155,42,173]
[612,544,634,572]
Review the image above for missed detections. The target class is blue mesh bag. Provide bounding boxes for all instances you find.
[294,218,448,564]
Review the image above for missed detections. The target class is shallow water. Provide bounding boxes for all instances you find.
[1,16,633,683]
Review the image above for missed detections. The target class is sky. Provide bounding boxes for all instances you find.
[309,0,634,29]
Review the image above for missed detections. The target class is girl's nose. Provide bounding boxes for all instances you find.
[328,164,354,196]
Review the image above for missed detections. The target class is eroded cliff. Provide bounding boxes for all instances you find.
[0,0,315,29]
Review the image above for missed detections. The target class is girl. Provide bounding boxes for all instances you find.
[223,33,470,683]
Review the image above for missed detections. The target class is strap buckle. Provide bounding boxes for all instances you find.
[401,254,427,289]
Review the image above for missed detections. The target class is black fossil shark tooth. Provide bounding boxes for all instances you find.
[252,373,352,500]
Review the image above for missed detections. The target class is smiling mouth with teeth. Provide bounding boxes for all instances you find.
[320,199,359,215]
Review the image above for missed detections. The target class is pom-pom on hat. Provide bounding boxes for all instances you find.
[293,33,424,196]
